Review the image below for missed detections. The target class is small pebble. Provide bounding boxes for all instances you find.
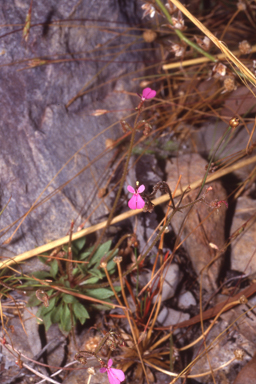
[157,307,190,327]
[178,291,196,309]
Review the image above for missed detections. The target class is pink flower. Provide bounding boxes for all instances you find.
[100,359,125,384]
[213,200,228,209]
[141,87,156,100]
[127,185,145,210]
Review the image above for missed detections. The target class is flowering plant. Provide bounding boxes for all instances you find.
[100,359,125,384]
[140,87,156,100]
[127,184,145,210]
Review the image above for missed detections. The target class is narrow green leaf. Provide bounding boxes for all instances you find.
[38,255,49,265]
[80,276,99,285]
[39,297,56,316]
[51,304,62,324]
[47,289,54,296]
[77,263,88,275]
[73,237,86,251]
[106,259,116,272]
[61,304,71,332]
[89,269,103,278]
[92,303,113,310]
[79,251,90,260]
[88,240,112,268]
[27,293,41,307]
[63,279,71,288]
[43,312,52,331]
[73,302,89,324]
[85,288,114,300]
[107,248,119,260]
[62,294,78,304]
[50,259,59,279]
[31,271,51,280]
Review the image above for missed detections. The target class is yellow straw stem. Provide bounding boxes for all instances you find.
[163,45,256,70]
[1,155,256,269]
[168,0,256,88]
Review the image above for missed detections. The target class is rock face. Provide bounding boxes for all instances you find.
[192,120,256,181]
[166,153,227,291]
[230,197,256,275]
[0,1,152,256]
[233,353,256,384]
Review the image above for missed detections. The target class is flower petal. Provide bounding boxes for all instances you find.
[107,370,120,384]
[108,359,113,368]
[127,185,135,194]
[137,184,145,193]
[142,87,156,99]
[128,195,137,210]
[110,368,125,382]
[100,367,107,373]
[108,368,125,384]
[136,194,145,209]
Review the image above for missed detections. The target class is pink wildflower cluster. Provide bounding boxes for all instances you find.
[100,359,125,384]
[127,185,145,210]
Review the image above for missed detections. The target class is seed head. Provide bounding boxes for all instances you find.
[239,40,252,54]
[237,1,246,11]
[143,29,157,43]
[234,349,244,360]
[113,256,123,263]
[223,76,237,93]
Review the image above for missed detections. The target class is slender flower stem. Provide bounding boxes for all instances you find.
[144,356,236,379]
[115,258,130,311]
[114,257,150,384]
[134,246,139,298]
[36,362,77,384]
[126,309,150,384]
[196,123,233,200]
[169,305,255,383]
[103,265,123,307]
[179,300,241,351]
[23,363,60,384]
[88,108,140,261]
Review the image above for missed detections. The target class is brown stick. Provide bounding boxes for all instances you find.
[157,282,256,330]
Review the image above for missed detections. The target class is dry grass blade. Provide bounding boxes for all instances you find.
[1,154,256,269]
[163,44,256,70]
[170,0,256,89]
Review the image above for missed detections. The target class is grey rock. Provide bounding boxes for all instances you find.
[233,353,256,384]
[157,306,190,327]
[0,1,155,258]
[166,153,227,291]
[178,291,196,309]
[154,263,180,302]
[231,197,256,275]
[191,120,256,181]
[191,309,256,383]
[140,263,180,303]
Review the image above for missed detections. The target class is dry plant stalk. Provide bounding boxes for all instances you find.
[1,155,256,269]
[163,44,256,70]
[169,0,256,90]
